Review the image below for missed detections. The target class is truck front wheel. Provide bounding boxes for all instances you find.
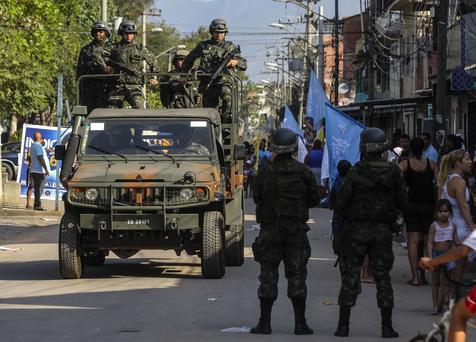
[201,211,226,279]
[58,212,84,279]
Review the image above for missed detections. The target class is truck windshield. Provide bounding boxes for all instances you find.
[81,119,214,156]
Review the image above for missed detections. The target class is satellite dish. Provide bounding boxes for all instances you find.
[338,83,349,94]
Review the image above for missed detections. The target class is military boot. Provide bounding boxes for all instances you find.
[250,299,273,334]
[381,308,399,338]
[291,298,313,335]
[334,305,351,337]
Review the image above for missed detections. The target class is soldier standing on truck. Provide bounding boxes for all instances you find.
[76,21,114,113]
[250,128,319,335]
[183,18,247,121]
[160,49,193,108]
[108,20,159,109]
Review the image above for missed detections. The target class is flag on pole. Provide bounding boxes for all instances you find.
[306,70,330,130]
[283,105,303,137]
[324,103,366,187]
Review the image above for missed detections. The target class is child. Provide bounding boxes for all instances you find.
[427,199,457,314]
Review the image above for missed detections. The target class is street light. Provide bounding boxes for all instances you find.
[269,23,287,29]
[151,27,164,33]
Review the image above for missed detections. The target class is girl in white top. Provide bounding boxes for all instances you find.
[427,199,457,314]
[437,149,476,284]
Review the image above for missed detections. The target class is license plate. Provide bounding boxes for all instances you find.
[112,215,162,229]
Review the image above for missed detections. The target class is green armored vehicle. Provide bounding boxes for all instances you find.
[56,76,246,279]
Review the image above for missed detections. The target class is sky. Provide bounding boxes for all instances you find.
[154,0,361,82]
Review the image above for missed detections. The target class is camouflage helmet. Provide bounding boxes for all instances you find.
[209,18,228,33]
[172,49,190,63]
[272,128,297,155]
[359,127,388,156]
[118,20,137,35]
[91,21,111,37]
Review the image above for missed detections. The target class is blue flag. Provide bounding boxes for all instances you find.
[306,70,330,130]
[324,103,366,187]
[283,105,303,137]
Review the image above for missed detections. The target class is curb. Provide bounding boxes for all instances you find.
[0,208,63,217]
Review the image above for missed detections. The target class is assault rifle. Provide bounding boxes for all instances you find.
[109,60,141,77]
[205,45,241,91]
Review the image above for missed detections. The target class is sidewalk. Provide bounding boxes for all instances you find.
[1,199,64,217]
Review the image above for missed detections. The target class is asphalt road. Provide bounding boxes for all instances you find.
[0,199,474,342]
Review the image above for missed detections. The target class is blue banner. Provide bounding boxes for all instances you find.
[282,105,303,137]
[324,103,365,187]
[306,70,330,130]
[18,124,69,199]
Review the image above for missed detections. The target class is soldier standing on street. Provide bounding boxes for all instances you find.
[160,49,193,108]
[108,20,158,109]
[250,128,320,335]
[334,128,407,338]
[76,21,114,113]
[183,19,247,121]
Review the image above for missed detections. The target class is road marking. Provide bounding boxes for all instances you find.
[309,257,335,261]
[0,304,100,310]
[244,214,316,224]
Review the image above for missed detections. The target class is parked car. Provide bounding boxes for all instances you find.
[2,141,21,181]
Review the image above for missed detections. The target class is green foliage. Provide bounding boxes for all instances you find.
[0,1,252,134]
[114,0,154,20]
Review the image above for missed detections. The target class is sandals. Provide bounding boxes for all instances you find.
[407,280,420,286]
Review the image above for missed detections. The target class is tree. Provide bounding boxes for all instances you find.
[113,0,154,20]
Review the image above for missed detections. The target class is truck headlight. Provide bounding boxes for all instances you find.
[179,188,194,201]
[85,188,99,201]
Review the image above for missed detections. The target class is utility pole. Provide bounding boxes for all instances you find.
[101,0,107,22]
[318,5,325,86]
[333,0,339,105]
[298,0,313,128]
[436,0,449,132]
[142,12,147,105]
[368,0,375,103]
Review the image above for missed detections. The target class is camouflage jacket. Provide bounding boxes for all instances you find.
[336,159,407,222]
[253,156,320,226]
[183,39,247,75]
[76,40,113,80]
[109,40,158,85]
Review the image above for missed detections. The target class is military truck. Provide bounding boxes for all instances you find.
[56,73,246,279]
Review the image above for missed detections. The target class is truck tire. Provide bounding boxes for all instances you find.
[58,212,84,279]
[85,251,106,267]
[201,211,225,279]
[225,224,244,266]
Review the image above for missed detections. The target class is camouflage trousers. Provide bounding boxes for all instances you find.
[252,224,311,300]
[200,82,232,121]
[338,222,395,308]
[108,84,145,109]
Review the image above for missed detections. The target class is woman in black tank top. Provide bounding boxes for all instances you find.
[399,138,439,285]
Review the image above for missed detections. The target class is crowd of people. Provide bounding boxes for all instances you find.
[247,127,476,340]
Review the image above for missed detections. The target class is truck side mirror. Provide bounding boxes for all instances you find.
[233,144,246,161]
[55,145,66,161]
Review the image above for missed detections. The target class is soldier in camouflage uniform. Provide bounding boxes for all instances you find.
[76,21,113,113]
[108,20,159,109]
[250,128,319,335]
[183,19,247,121]
[334,127,407,339]
[160,49,193,108]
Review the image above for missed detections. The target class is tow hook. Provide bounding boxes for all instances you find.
[170,218,179,230]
